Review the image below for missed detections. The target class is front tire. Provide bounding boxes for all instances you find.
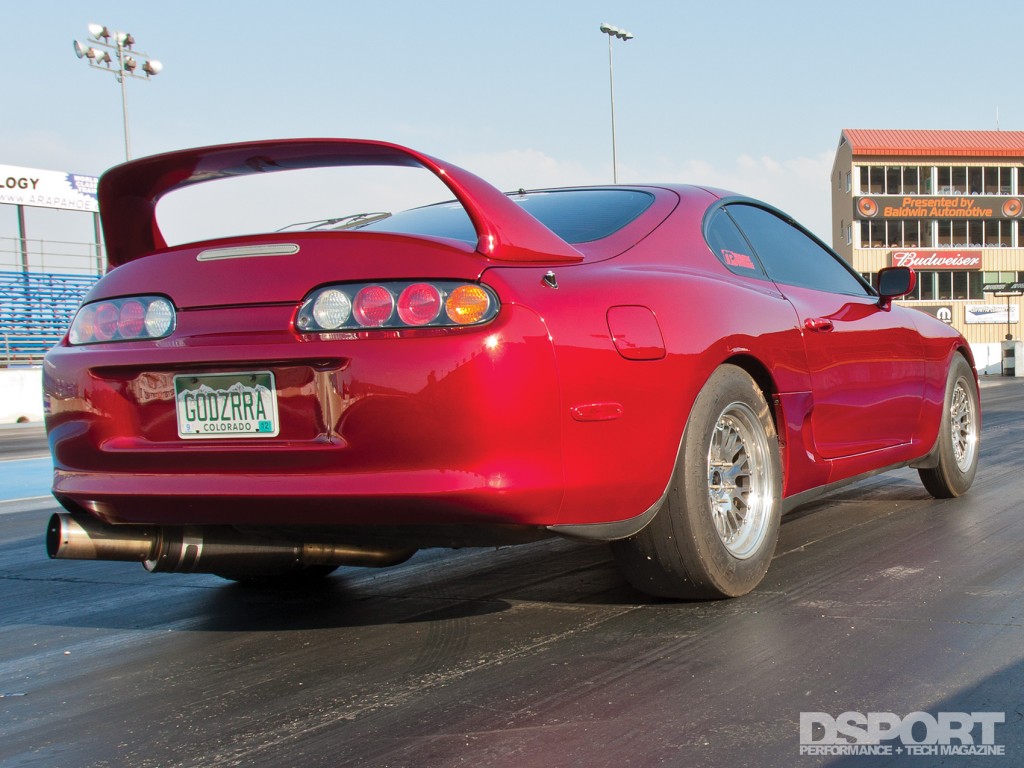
[612,365,782,599]
[918,354,980,498]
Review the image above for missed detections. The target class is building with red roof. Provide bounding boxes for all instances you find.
[832,129,1024,373]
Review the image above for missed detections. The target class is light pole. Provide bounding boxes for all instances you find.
[599,22,633,184]
[73,24,163,161]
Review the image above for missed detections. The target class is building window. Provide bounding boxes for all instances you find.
[865,271,985,301]
[859,165,928,194]
[860,166,886,194]
[912,271,984,300]
[983,270,1024,285]
[937,166,969,195]
[859,219,932,248]
[934,219,1014,247]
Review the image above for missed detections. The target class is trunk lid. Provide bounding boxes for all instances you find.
[86,231,491,309]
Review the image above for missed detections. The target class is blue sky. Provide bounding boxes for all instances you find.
[3,0,1018,247]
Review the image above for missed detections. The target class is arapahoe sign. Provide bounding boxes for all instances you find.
[0,163,99,213]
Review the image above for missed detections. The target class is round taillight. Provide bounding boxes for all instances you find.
[144,298,175,338]
[445,285,491,325]
[397,283,442,326]
[93,302,120,341]
[69,304,97,344]
[312,289,352,330]
[117,300,146,338]
[353,285,394,327]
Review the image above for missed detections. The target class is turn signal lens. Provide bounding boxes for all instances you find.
[297,281,498,332]
[446,285,491,325]
[68,295,176,345]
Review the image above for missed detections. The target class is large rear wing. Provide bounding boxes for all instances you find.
[98,138,584,268]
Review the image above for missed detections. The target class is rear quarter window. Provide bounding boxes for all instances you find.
[704,208,767,279]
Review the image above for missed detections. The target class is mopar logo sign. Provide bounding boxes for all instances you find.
[913,305,954,324]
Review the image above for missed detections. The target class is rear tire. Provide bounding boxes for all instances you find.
[918,354,980,498]
[612,365,782,599]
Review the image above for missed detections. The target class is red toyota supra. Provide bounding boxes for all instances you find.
[43,139,980,599]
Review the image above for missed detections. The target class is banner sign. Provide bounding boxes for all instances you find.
[965,304,1020,324]
[890,250,982,270]
[856,196,1023,220]
[0,164,99,213]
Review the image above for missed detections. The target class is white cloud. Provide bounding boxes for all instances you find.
[450,149,603,191]
[624,149,836,240]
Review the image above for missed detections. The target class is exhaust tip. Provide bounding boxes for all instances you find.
[45,513,65,559]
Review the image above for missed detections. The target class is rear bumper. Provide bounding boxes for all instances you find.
[44,303,565,529]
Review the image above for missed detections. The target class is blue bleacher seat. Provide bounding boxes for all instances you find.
[1,271,98,364]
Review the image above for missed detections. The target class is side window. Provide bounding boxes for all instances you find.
[704,208,767,280]
[726,204,870,296]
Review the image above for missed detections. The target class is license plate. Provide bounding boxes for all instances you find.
[174,371,280,439]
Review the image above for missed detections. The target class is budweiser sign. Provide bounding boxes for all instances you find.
[891,250,982,270]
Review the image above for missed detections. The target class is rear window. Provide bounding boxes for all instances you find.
[360,188,655,244]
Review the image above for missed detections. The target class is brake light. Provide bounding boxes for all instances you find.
[117,299,146,338]
[397,283,442,326]
[93,302,120,342]
[68,296,176,345]
[297,280,498,332]
[353,285,395,327]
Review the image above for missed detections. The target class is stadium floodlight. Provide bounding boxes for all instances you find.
[599,23,634,183]
[72,23,163,160]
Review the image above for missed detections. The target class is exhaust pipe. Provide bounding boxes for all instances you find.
[47,513,415,574]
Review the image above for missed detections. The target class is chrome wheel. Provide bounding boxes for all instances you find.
[918,356,980,499]
[611,364,782,598]
[707,401,774,559]
[950,376,978,473]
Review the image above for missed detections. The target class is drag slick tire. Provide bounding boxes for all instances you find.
[918,354,980,498]
[612,365,782,599]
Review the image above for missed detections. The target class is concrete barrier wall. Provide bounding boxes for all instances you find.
[0,367,44,423]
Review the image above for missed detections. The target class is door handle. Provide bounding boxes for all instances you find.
[804,317,834,332]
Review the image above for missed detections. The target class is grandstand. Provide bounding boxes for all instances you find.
[0,270,98,365]
[0,229,102,366]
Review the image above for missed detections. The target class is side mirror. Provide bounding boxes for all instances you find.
[876,266,916,310]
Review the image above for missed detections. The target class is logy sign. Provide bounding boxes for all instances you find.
[0,163,99,213]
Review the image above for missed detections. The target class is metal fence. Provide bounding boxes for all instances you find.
[0,236,105,276]
[0,237,103,365]
[1,270,99,365]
